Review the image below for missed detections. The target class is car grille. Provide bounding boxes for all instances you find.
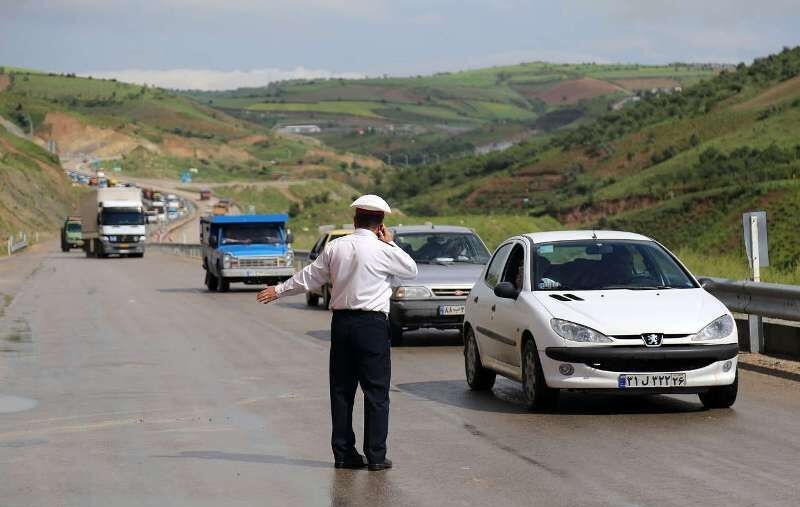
[585,357,716,372]
[239,257,279,268]
[110,235,141,243]
[612,334,691,340]
[431,287,471,298]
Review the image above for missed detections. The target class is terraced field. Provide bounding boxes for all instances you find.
[187,62,717,162]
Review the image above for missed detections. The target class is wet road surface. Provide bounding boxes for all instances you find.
[0,247,798,506]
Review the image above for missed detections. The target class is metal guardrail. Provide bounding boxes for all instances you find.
[6,234,29,256]
[144,246,800,323]
[698,276,800,322]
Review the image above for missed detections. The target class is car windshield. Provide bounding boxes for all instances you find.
[533,240,697,291]
[395,232,490,264]
[101,209,144,226]
[66,223,81,232]
[222,223,284,245]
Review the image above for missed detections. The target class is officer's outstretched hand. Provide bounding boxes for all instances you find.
[256,286,279,304]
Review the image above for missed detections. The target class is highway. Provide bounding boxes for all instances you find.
[1,247,799,507]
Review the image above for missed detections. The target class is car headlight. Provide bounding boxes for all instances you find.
[285,251,294,265]
[393,286,432,299]
[139,235,147,242]
[550,319,612,343]
[692,315,734,341]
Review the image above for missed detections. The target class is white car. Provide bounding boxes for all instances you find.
[463,231,739,410]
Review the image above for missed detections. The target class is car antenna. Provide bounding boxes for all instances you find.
[592,230,598,240]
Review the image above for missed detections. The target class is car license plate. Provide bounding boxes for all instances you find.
[438,305,465,316]
[246,270,269,277]
[618,373,686,389]
[119,243,129,248]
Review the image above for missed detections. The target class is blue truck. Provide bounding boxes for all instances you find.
[200,214,296,292]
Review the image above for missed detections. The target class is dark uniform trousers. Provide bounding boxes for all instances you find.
[330,310,391,464]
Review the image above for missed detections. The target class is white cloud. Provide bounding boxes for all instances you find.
[80,67,367,90]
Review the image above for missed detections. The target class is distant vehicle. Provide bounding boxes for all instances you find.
[212,203,228,215]
[96,170,106,179]
[98,177,108,188]
[199,189,211,201]
[200,214,295,292]
[89,176,98,186]
[305,228,354,308]
[463,231,739,410]
[79,187,147,258]
[60,216,83,252]
[388,224,491,346]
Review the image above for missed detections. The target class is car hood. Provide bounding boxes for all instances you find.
[405,262,484,286]
[531,288,728,336]
[217,244,288,257]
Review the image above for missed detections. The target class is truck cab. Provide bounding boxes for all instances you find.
[201,214,296,292]
[61,216,83,252]
[80,188,147,258]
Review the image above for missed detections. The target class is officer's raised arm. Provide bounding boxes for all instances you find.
[256,245,330,304]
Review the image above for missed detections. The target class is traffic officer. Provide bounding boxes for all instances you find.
[256,195,417,471]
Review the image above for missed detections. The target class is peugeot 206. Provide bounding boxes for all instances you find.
[463,231,738,410]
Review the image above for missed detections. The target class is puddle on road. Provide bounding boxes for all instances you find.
[0,395,38,413]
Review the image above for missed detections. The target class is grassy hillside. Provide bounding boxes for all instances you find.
[385,47,800,283]
[0,69,383,185]
[0,126,76,239]
[187,63,717,163]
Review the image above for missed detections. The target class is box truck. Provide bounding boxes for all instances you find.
[80,187,147,258]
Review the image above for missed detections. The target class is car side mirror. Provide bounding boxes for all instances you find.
[286,231,294,244]
[309,251,318,261]
[494,281,519,299]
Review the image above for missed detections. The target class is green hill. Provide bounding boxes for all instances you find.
[0,126,75,239]
[0,68,383,187]
[385,47,800,283]
[186,62,716,163]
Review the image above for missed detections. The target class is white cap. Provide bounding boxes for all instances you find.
[350,194,392,214]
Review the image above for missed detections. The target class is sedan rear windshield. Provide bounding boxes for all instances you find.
[395,232,490,264]
[66,223,82,232]
[533,240,697,291]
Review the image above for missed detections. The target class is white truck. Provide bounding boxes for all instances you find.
[80,187,147,258]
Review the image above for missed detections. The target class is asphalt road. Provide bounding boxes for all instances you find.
[1,247,798,507]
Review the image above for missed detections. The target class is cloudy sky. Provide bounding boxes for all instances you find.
[1,0,798,90]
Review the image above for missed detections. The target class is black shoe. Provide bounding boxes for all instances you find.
[334,451,367,469]
[368,459,392,471]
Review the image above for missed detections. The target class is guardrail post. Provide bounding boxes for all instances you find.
[749,216,765,353]
[6,236,10,256]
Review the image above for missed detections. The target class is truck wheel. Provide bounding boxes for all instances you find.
[306,291,320,307]
[205,271,219,292]
[464,326,495,390]
[61,244,69,252]
[218,278,230,292]
[322,285,332,309]
[390,320,404,347]
[699,371,738,409]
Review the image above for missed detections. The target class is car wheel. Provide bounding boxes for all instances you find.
[390,320,404,347]
[464,326,495,391]
[522,338,558,411]
[699,370,738,409]
[205,271,219,292]
[306,291,320,307]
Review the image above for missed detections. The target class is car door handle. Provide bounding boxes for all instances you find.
[491,305,496,312]
[473,296,479,303]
